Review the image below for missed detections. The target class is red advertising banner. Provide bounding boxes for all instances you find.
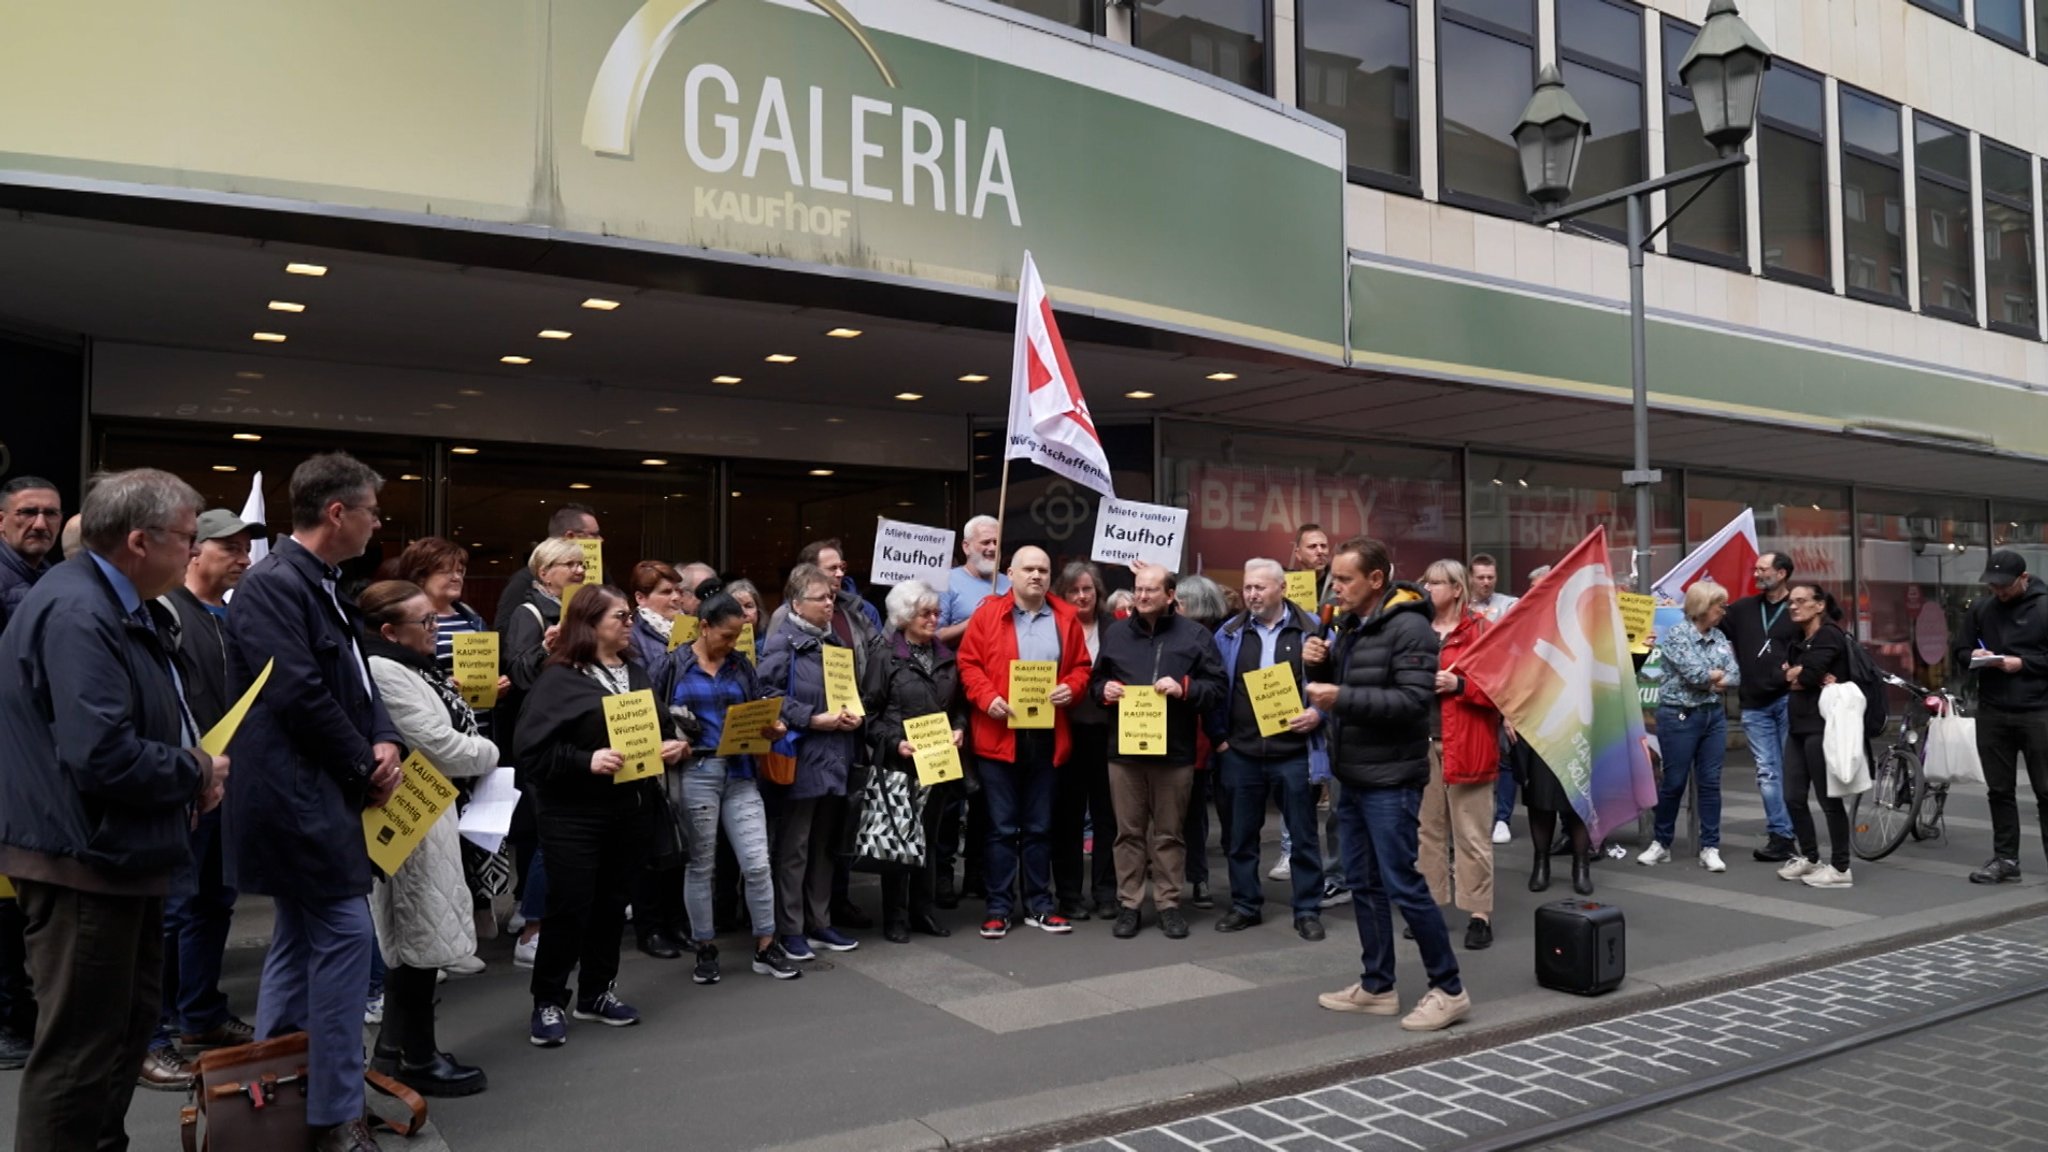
[1183,463,1459,575]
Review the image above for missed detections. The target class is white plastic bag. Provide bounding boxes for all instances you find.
[1820,682,1872,798]
[1922,716,1984,785]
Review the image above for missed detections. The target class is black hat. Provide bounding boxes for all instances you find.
[1981,549,2027,588]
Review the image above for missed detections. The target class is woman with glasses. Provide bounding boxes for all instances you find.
[501,537,589,967]
[395,537,507,736]
[514,584,688,1047]
[1418,560,1501,950]
[356,580,494,1097]
[1051,560,1117,920]
[863,580,963,942]
[1778,582,1856,890]
[1636,581,1740,875]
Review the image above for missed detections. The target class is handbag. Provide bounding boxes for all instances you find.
[1922,715,1984,785]
[1820,682,1872,798]
[851,766,927,872]
[179,1033,427,1151]
[758,647,801,786]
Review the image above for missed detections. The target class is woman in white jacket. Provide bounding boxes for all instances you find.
[358,580,496,1097]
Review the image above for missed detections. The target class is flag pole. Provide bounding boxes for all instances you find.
[994,456,1013,554]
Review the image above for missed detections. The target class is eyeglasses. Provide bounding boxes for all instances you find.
[914,607,941,619]
[346,504,383,522]
[407,614,438,630]
[803,592,836,603]
[150,526,199,550]
[8,507,59,522]
[607,610,634,623]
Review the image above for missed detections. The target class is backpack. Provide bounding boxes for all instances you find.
[1839,631,1890,739]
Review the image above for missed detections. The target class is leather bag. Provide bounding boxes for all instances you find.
[179,1033,428,1151]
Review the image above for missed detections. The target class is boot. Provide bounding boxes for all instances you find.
[1529,848,1552,893]
[1571,851,1595,896]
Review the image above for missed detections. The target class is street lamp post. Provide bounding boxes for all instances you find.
[1514,0,1772,592]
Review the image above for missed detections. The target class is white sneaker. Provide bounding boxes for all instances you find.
[1802,864,1853,889]
[363,994,383,1026]
[514,934,539,968]
[1268,858,1291,881]
[1777,856,1820,881]
[1637,842,1671,866]
[1699,848,1726,873]
[506,911,528,936]
[1491,821,1512,845]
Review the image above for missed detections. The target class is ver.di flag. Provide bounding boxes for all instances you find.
[239,471,269,566]
[1452,527,1656,845]
[1651,508,1757,604]
[1006,251,1116,499]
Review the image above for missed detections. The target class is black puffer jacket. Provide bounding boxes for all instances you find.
[1306,583,1439,790]
[862,631,966,776]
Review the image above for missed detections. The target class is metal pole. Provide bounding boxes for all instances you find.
[1625,191,1658,594]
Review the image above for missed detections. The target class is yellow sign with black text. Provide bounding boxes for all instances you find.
[1285,571,1320,615]
[1618,592,1657,655]
[904,712,961,786]
[603,689,665,784]
[1244,662,1304,738]
[1007,661,1057,729]
[1118,685,1168,755]
[577,539,604,588]
[822,645,864,716]
[363,751,457,875]
[451,632,499,710]
[717,697,784,757]
[667,615,700,652]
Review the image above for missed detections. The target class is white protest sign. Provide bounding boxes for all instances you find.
[871,518,956,590]
[1091,497,1190,572]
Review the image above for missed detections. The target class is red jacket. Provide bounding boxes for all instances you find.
[1438,610,1502,786]
[958,593,1092,766]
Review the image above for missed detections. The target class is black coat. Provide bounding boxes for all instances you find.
[1955,578,2048,712]
[224,538,402,901]
[498,586,560,783]
[0,555,206,891]
[1091,608,1227,767]
[1786,622,1851,737]
[1305,583,1439,790]
[1722,592,1801,708]
[162,585,235,730]
[512,661,674,812]
[862,631,965,776]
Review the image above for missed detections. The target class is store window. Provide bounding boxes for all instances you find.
[975,423,1154,591]
[992,0,1098,32]
[1661,17,1744,266]
[1556,0,1645,237]
[1993,499,2048,583]
[1160,423,1462,587]
[1758,62,1829,287]
[1982,142,2038,336]
[1840,88,1907,307]
[1465,454,1681,592]
[1298,0,1416,189]
[1685,474,1852,605]
[1906,0,1963,23]
[1437,0,1538,215]
[727,462,959,617]
[2039,0,2048,64]
[1135,0,1270,95]
[1977,0,2026,48]
[1856,489,1988,687]
[1915,114,1976,325]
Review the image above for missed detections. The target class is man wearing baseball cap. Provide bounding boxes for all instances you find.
[1958,549,2048,885]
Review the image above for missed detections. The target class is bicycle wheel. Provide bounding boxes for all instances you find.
[1912,781,1949,842]
[1851,748,1920,861]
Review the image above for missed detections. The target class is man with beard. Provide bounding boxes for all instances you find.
[1720,552,1801,862]
[935,516,1009,906]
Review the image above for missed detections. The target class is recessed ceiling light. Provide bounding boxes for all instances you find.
[1206,372,1238,382]
[894,392,923,401]
[623,419,641,425]
[975,454,991,461]
[451,446,480,455]
[765,354,798,364]
[641,458,669,466]
[958,373,989,383]
[433,403,456,410]
[809,469,835,477]
[825,417,846,424]
[232,432,262,442]
[500,355,532,365]
[654,406,678,413]
[252,332,287,343]
[730,491,742,498]
[568,482,592,490]
[267,301,306,314]
[234,371,265,380]
[712,375,742,385]
[400,474,422,481]
[284,262,327,277]
[896,501,916,508]
[212,465,237,472]
[825,328,862,338]
[225,388,250,396]
[1125,390,1155,399]
[457,388,485,397]
[538,329,572,340]
[581,298,620,311]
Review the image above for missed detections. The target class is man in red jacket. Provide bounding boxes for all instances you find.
[957,546,1092,939]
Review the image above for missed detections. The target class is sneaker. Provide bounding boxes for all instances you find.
[1777,856,1820,881]
[529,1003,567,1047]
[1752,834,1796,863]
[1159,909,1190,939]
[1189,882,1215,911]
[1802,864,1853,889]
[1400,987,1472,1032]
[363,993,384,1026]
[808,927,860,953]
[1319,881,1351,908]
[513,933,538,968]
[979,917,1010,939]
[506,911,528,936]
[1317,982,1399,1015]
[780,934,817,961]
[1699,848,1727,873]
[1970,858,2022,884]
[442,954,486,978]
[1112,908,1141,938]
[1268,858,1292,881]
[573,986,640,1027]
[1464,917,1493,950]
[752,941,802,979]
[692,943,720,985]
[1023,910,1072,934]
[1492,820,1512,845]
[1637,842,1671,866]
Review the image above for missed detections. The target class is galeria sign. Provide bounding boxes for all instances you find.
[870,518,955,590]
[1090,497,1189,572]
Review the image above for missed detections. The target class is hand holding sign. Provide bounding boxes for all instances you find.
[1243,663,1304,738]
[822,646,864,717]
[1117,685,1167,755]
[362,751,457,875]
[602,689,665,784]
[452,633,499,710]
[903,712,962,786]
[1285,571,1320,614]
[1091,498,1190,572]
[1007,661,1057,729]
[717,697,785,756]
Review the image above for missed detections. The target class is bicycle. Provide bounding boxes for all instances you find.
[1850,673,1960,862]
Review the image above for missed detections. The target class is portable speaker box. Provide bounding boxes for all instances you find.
[1535,898,1625,995]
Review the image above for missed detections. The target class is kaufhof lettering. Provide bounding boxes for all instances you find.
[880,544,947,569]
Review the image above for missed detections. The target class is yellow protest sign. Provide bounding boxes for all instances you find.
[1007,660,1057,729]
[821,645,864,716]
[736,622,756,661]
[451,632,499,710]
[667,615,700,652]
[1117,685,1168,756]
[577,538,605,587]
[362,751,457,875]
[1244,662,1305,738]
[560,580,583,619]
[1285,570,1320,615]
[0,878,13,900]
[201,658,274,757]
[602,689,665,784]
[1618,591,1657,655]
[904,711,961,786]
[717,696,784,756]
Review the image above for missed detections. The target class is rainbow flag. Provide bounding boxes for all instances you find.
[1452,527,1656,844]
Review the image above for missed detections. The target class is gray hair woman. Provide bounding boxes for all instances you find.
[1171,572,1231,910]
[1638,581,1740,873]
[865,579,963,940]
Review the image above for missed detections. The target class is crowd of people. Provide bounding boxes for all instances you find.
[1,457,2045,1151]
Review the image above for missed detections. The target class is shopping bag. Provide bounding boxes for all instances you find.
[1922,716,1983,785]
[1820,683,1871,798]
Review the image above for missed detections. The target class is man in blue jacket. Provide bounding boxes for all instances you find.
[226,453,403,1152]
[0,468,228,1150]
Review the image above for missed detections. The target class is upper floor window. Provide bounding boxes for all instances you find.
[1758,62,1828,287]
[1915,114,1975,325]
[1661,17,1744,266]
[1298,0,1416,190]
[1977,0,2025,49]
[1437,0,1538,215]
[1907,0,1964,24]
[1134,0,1271,95]
[1556,0,1645,237]
[1840,88,1907,307]
[1982,141,2037,335]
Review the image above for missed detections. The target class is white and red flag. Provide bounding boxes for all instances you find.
[1006,251,1116,499]
[1651,508,1758,603]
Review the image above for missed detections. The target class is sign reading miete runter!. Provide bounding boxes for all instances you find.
[1091,498,1188,573]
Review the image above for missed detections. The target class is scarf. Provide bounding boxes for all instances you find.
[908,641,935,675]
[360,631,480,737]
[639,606,674,642]
[787,613,828,641]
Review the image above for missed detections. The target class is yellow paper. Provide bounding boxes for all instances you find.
[717,696,784,756]
[0,878,14,900]
[1007,660,1057,729]
[602,689,665,784]
[1618,591,1657,654]
[451,632,499,710]
[1117,685,1168,756]
[1244,662,1305,738]
[667,615,700,652]
[362,751,456,875]
[904,711,962,786]
[577,539,605,587]
[201,658,274,757]
[1285,570,1320,615]
[560,580,582,619]
[736,622,757,661]
[821,645,864,716]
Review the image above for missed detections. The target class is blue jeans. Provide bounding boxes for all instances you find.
[980,741,1056,920]
[519,849,549,922]
[1493,729,1518,824]
[1740,695,1794,839]
[682,760,776,941]
[258,896,373,1127]
[160,810,237,1035]
[1219,749,1322,916]
[1652,704,1725,850]
[1337,785,1461,997]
